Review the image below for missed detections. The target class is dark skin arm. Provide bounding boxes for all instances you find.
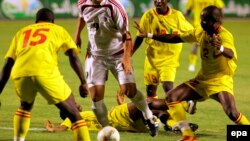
[134,21,234,59]
[65,49,88,98]
[74,17,86,48]
[0,58,14,93]
[132,36,144,56]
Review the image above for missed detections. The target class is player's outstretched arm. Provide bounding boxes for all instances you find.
[134,21,183,43]
[0,58,14,94]
[66,49,88,98]
[44,120,68,132]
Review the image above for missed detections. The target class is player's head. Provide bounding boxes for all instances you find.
[154,0,170,9]
[92,0,103,5]
[35,8,54,23]
[200,6,223,35]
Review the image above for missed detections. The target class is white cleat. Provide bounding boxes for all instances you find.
[188,65,196,72]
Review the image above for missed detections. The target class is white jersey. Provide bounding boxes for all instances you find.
[78,0,129,56]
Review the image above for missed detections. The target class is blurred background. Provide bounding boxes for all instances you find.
[0,0,249,20]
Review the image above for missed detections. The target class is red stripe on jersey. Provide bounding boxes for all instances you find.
[78,0,87,6]
[108,0,127,30]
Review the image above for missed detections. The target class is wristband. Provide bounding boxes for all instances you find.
[147,33,153,38]
[219,45,224,52]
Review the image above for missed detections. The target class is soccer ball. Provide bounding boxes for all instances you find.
[97,126,120,141]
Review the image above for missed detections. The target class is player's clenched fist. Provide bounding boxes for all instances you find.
[79,83,89,98]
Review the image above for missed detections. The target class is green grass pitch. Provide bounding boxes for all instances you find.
[0,18,250,141]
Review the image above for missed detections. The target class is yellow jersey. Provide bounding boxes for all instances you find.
[138,7,193,68]
[186,0,224,27]
[180,26,237,80]
[5,22,79,79]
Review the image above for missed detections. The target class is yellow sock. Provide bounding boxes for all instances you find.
[235,113,250,125]
[189,54,197,65]
[72,120,91,141]
[167,102,194,136]
[14,109,31,140]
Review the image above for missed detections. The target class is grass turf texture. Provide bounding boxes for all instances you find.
[0,18,250,141]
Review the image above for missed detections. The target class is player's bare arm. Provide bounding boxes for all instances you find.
[44,120,68,132]
[122,31,133,74]
[134,21,183,43]
[0,58,14,93]
[66,49,88,98]
[74,17,86,48]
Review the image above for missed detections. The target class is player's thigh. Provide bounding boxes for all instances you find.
[109,54,135,84]
[34,74,71,105]
[144,59,159,85]
[13,77,37,103]
[85,55,108,87]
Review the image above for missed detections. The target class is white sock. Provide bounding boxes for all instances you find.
[92,100,109,127]
[130,90,153,119]
[14,137,25,141]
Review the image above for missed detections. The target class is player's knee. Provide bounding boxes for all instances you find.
[19,101,34,111]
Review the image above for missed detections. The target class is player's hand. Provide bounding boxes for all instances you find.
[44,120,55,132]
[116,90,125,105]
[133,21,147,38]
[75,36,82,49]
[210,34,222,50]
[79,83,89,98]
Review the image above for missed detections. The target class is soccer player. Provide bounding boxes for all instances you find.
[44,94,198,133]
[132,0,196,114]
[0,8,90,141]
[74,0,158,137]
[135,5,250,141]
[185,0,224,72]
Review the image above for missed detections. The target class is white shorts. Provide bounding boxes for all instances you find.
[85,53,135,87]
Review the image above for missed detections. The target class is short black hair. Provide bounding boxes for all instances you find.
[35,8,54,23]
[201,5,223,23]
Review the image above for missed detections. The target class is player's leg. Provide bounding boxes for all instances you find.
[144,59,159,99]
[13,77,36,141]
[85,55,109,127]
[213,92,249,125]
[166,83,201,140]
[121,83,158,136]
[36,73,90,141]
[55,95,90,141]
[188,43,199,72]
[112,54,158,136]
[146,85,158,98]
[89,85,109,127]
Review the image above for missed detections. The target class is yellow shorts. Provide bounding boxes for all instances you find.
[144,57,176,85]
[185,76,234,101]
[13,73,71,104]
[108,104,147,132]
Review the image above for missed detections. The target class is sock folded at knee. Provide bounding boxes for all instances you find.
[72,120,90,141]
[92,100,109,127]
[14,109,31,141]
[234,113,250,125]
[130,90,153,119]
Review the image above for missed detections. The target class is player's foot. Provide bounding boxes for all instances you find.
[187,100,197,114]
[145,116,159,137]
[172,123,199,134]
[178,135,198,141]
[165,123,199,134]
[188,64,195,72]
